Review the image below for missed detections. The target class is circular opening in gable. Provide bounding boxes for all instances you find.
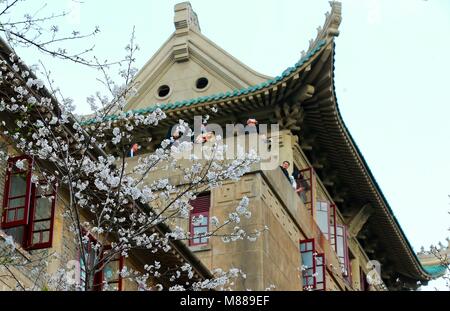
[157,85,171,98]
[196,77,209,90]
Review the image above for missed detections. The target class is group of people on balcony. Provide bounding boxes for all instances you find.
[280,160,308,202]
[127,117,266,157]
[167,117,262,144]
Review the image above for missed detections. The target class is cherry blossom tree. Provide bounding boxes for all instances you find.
[0,1,268,291]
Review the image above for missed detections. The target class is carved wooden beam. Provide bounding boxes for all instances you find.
[274,102,305,131]
[348,204,373,238]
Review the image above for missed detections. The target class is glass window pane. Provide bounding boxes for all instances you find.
[194,227,207,236]
[35,198,52,219]
[300,243,306,252]
[9,197,25,208]
[104,257,119,280]
[337,236,344,257]
[33,232,41,244]
[302,252,313,268]
[304,274,314,286]
[10,175,27,197]
[7,209,15,222]
[317,265,323,280]
[34,220,51,231]
[16,208,24,220]
[192,214,208,226]
[42,231,50,243]
[316,210,329,236]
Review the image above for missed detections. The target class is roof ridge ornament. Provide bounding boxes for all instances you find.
[307,1,342,52]
[174,2,201,34]
[172,2,200,62]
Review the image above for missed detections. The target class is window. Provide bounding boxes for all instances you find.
[189,193,210,246]
[336,224,350,278]
[315,253,326,291]
[1,156,33,229]
[157,85,171,98]
[27,182,57,250]
[195,77,209,90]
[1,156,57,250]
[315,201,330,238]
[101,246,124,291]
[329,204,337,251]
[315,201,338,252]
[79,231,103,291]
[300,239,326,291]
[300,239,315,289]
[79,232,124,291]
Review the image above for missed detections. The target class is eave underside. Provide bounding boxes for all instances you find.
[299,44,431,288]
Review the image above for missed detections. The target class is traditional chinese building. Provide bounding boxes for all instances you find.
[0,1,442,292]
[93,1,438,290]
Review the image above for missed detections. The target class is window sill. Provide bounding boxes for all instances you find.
[188,244,211,253]
[0,229,32,261]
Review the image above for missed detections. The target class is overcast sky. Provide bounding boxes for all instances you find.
[6,0,450,289]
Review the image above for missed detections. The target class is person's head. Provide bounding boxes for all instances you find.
[172,129,180,139]
[282,161,290,169]
[247,118,258,126]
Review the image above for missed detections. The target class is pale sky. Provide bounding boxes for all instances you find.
[6,0,450,289]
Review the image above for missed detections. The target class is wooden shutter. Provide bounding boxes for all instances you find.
[190,193,210,213]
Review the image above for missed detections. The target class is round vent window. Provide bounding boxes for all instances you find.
[157,85,171,98]
[195,77,209,90]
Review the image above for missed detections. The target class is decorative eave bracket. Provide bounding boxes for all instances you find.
[348,203,373,238]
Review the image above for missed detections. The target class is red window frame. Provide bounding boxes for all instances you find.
[79,230,103,291]
[297,167,314,215]
[329,204,337,251]
[336,224,350,278]
[189,193,210,246]
[1,155,57,251]
[1,155,33,228]
[300,238,316,290]
[79,230,124,291]
[27,181,57,250]
[315,200,330,238]
[98,245,124,291]
[315,253,326,291]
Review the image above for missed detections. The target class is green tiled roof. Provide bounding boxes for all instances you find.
[81,39,328,126]
[422,264,448,277]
